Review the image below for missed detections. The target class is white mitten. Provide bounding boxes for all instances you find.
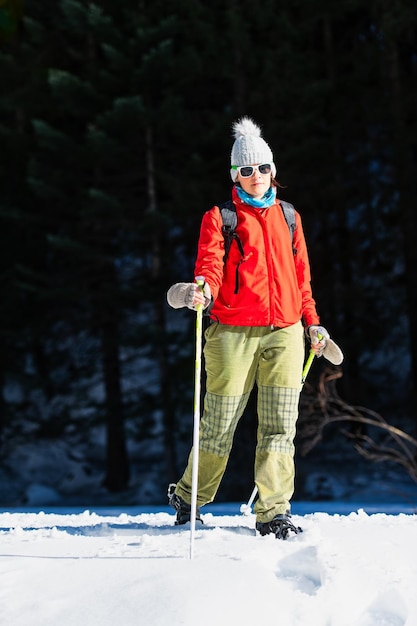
[322,338,344,365]
[167,282,211,310]
[307,325,330,356]
[306,325,343,365]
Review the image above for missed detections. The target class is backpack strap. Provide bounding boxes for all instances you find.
[219,201,244,263]
[218,201,244,294]
[279,200,297,255]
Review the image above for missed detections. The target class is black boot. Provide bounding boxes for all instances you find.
[167,484,203,526]
[256,513,302,540]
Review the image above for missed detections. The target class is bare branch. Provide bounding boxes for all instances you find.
[298,367,417,483]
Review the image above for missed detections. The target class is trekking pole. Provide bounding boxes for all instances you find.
[189,276,205,559]
[240,484,258,516]
[301,348,315,386]
[240,347,316,515]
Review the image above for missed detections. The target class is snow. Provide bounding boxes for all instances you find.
[1,502,416,626]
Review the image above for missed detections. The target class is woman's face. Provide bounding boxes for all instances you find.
[236,164,272,199]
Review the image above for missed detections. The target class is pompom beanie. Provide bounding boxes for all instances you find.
[230,117,276,181]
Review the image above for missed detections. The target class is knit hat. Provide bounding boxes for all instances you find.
[230,117,276,182]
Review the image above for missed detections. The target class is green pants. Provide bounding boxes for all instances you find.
[175,321,305,522]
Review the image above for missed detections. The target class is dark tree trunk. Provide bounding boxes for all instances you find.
[382,12,417,404]
[145,124,178,479]
[101,289,130,492]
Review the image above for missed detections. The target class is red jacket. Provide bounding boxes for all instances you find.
[194,186,320,328]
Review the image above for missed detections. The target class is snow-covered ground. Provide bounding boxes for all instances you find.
[1,502,416,626]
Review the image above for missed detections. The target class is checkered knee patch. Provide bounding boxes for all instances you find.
[257,386,300,453]
[199,392,249,455]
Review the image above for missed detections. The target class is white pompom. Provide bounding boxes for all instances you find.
[232,117,262,139]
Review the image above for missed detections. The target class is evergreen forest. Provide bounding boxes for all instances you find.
[0,0,416,505]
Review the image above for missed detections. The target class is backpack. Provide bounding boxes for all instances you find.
[219,199,297,264]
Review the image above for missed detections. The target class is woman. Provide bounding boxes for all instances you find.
[167,117,336,539]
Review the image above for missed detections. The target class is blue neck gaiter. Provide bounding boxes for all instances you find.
[235,184,276,208]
